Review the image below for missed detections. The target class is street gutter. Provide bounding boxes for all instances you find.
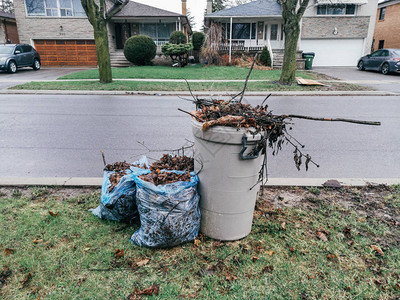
[0,89,398,97]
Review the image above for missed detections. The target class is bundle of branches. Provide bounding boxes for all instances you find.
[150,154,194,172]
[139,171,191,186]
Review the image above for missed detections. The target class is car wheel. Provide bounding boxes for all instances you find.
[32,58,41,70]
[381,63,389,75]
[8,61,17,73]
[357,60,365,71]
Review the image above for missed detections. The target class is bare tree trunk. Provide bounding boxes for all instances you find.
[81,0,127,84]
[278,0,310,84]
[279,19,300,84]
[93,20,112,83]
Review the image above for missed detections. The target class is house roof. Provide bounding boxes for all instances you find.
[114,1,185,18]
[205,0,282,18]
[0,11,15,20]
[378,0,400,8]
[316,0,367,5]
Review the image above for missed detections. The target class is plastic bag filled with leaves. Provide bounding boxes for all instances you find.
[130,171,200,248]
[90,157,149,222]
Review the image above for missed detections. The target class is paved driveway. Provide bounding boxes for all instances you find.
[0,67,92,90]
[313,66,400,93]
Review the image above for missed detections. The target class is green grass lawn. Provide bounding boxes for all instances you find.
[12,80,370,92]
[0,185,399,299]
[58,65,318,81]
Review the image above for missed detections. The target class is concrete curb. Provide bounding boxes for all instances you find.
[0,89,398,97]
[0,177,399,187]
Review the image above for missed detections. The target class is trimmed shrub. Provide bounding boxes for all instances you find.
[162,43,193,67]
[259,46,272,67]
[169,31,187,44]
[123,35,156,66]
[192,32,205,51]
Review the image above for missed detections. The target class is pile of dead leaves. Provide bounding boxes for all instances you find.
[104,161,131,172]
[139,154,194,186]
[150,154,194,172]
[139,170,191,186]
[104,162,132,193]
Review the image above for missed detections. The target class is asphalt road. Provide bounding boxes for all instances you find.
[1,94,399,179]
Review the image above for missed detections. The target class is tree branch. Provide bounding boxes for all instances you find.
[283,114,381,126]
[297,0,310,18]
[106,0,129,20]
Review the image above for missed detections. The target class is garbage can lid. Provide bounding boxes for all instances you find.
[302,52,315,58]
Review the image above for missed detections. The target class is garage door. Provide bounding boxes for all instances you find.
[34,40,97,66]
[300,39,364,67]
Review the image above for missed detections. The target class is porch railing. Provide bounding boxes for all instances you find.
[217,40,266,51]
[154,40,168,52]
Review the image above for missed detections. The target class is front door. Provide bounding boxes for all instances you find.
[115,23,131,49]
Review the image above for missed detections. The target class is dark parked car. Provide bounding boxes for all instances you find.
[0,44,41,73]
[357,48,400,75]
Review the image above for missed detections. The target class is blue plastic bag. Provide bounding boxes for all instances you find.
[90,157,149,222]
[130,171,201,248]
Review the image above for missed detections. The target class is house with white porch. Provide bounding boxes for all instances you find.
[204,0,378,67]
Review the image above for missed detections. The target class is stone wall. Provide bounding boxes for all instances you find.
[301,17,370,39]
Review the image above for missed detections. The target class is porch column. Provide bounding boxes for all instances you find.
[229,17,232,64]
[178,17,182,31]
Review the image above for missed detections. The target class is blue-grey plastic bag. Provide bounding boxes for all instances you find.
[130,171,201,248]
[90,157,149,222]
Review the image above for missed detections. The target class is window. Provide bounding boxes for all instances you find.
[21,45,33,52]
[317,4,355,15]
[270,24,278,40]
[59,0,73,16]
[264,24,268,40]
[232,23,250,39]
[15,46,23,53]
[281,24,284,40]
[72,0,85,16]
[45,0,58,16]
[25,0,86,17]
[381,50,389,56]
[379,7,385,20]
[371,50,383,57]
[25,0,45,15]
[251,23,256,39]
[141,23,175,42]
[378,40,384,49]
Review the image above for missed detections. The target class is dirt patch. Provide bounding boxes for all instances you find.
[259,185,400,228]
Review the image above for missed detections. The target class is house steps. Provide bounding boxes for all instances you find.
[110,51,132,68]
[272,50,305,69]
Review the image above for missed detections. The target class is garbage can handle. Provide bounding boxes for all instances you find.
[239,135,261,160]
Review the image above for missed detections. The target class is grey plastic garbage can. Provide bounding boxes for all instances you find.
[192,119,263,241]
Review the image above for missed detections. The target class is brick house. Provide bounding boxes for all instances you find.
[205,0,379,67]
[0,11,20,44]
[13,0,192,66]
[373,0,400,50]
